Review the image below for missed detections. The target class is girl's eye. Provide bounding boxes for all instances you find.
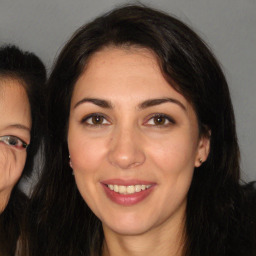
[146,114,175,126]
[82,114,111,126]
[0,135,28,149]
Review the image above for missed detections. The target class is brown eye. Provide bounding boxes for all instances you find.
[82,114,111,126]
[91,115,104,125]
[145,114,175,127]
[153,116,166,125]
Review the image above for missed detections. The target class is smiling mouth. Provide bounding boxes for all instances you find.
[107,184,152,195]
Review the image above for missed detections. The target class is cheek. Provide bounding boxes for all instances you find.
[0,145,26,190]
[13,154,26,181]
[146,131,197,202]
[68,132,107,212]
[147,132,198,173]
[68,131,107,174]
[147,136,196,213]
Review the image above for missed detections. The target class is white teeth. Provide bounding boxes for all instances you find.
[114,185,118,192]
[107,184,152,194]
[127,186,135,194]
[119,186,126,194]
[135,185,141,192]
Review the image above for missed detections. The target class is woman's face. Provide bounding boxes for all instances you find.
[68,47,209,236]
[0,78,31,213]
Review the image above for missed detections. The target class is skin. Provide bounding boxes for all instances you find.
[0,78,31,213]
[68,47,210,256]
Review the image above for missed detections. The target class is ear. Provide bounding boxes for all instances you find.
[194,131,211,167]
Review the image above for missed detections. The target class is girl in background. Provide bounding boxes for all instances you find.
[0,45,46,256]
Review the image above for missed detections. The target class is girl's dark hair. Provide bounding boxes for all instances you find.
[0,45,46,256]
[24,5,255,256]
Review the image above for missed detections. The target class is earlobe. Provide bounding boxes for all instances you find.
[194,132,210,167]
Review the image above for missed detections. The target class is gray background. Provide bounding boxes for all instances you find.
[0,0,255,184]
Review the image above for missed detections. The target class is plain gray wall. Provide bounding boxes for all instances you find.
[1,0,255,186]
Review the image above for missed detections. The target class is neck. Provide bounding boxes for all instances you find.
[102,212,186,256]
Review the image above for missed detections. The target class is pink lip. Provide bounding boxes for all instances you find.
[101,179,156,206]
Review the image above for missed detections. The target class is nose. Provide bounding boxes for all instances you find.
[107,126,146,170]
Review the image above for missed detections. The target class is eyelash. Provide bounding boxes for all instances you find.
[0,135,28,149]
[81,113,175,127]
[145,113,175,127]
[81,113,111,127]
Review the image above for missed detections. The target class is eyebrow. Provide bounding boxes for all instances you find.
[73,97,186,111]
[74,98,113,109]
[138,98,186,111]
[6,124,31,132]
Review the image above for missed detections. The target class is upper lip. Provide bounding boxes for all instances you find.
[101,179,155,186]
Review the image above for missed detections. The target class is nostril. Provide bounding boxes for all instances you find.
[129,162,142,168]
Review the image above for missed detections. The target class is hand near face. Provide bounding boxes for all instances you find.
[0,142,26,213]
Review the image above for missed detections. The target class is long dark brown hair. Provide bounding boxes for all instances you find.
[0,45,46,256]
[24,5,255,256]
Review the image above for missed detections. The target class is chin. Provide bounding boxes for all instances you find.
[102,213,155,236]
[106,224,151,236]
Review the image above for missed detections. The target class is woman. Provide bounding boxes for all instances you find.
[0,45,46,255]
[24,5,256,256]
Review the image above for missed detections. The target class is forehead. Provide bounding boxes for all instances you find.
[84,46,160,78]
[0,78,22,99]
[0,76,25,93]
[0,78,31,128]
[72,47,187,105]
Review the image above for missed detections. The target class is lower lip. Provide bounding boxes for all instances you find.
[102,184,155,206]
